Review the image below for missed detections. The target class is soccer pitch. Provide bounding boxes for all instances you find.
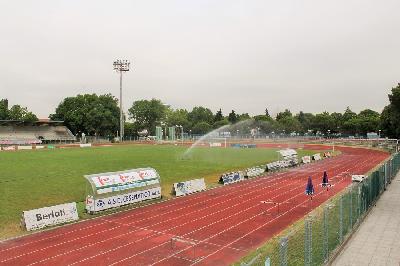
[0,144,315,239]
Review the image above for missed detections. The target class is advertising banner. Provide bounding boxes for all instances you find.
[17,146,33,150]
[3,146,16,151]
[80,143,92,148]
[278,149,297,158]
[245,167,265,178]
[86,187,161,212]
[209,142,222,147]
[313,153,322,161]
[173,178,206,197]
[220,172,244,185]
[23,202,78,231]
[88,168,160,195]
[302,156,311,164]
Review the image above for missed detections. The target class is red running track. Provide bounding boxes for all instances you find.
[0,145,389,266]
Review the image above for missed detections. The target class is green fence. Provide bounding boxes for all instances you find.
[238,153,400,266]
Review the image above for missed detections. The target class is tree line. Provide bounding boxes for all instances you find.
[2,83,400,138]
[0,99,38,122]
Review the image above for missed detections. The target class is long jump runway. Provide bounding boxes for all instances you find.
[0,145,389,265]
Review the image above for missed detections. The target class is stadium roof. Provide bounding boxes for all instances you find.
[0,120,65,126]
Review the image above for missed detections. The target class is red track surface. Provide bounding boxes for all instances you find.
[0,144,388,266]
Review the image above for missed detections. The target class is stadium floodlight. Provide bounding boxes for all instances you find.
[113,59,131,141]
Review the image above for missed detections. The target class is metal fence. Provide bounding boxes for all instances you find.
[239,153,400,266]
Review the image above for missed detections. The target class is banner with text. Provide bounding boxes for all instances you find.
[86,187,161,212]
[86,168,160,195]
[313,153,322,161]
[302,156,311,164]
[23,202,78,231]
[219,172,244,185]
[173,178,206,197]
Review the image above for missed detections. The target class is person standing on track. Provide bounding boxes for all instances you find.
[305,176,314,198]
[322,170,329,190]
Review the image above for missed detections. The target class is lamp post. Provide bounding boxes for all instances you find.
[378,130,381,138]
[113,59,130,141]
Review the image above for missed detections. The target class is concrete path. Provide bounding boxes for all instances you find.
[332,173,400,266]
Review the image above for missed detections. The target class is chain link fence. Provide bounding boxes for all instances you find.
[238,153,400,266]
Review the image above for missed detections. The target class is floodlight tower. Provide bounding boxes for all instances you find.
[113,59,130,141]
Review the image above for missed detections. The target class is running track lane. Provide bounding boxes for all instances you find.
[0,145,389,266]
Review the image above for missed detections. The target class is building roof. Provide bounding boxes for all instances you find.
[0,120,65,126]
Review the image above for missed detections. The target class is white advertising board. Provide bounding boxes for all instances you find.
[23,202,78,231]
[313,153,322,161]
[278,149,297,158]
[245,167,265,178]
[209,142,222,147]
[302,156,311,164]
[86,187,161,212]
[89,168,160,194]
[3,146,16,151]
[80,143,92,148]
[18,146,33,150]
[173,178,206,197]
[36,145,45,149]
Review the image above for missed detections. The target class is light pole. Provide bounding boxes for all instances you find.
[113,59,130,141]
[378,130,381,138]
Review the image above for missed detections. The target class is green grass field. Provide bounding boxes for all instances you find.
[0,144,315,239]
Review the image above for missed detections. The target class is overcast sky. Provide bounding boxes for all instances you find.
[0,0,399,118]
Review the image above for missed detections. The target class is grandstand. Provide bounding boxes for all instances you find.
[0,120,75,145]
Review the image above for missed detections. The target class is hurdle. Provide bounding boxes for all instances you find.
[170,237,197,261]
[260,200,282,216]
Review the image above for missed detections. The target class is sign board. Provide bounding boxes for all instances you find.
[3,146,16,151]
[80,143,92,148]
[87,168,160,195]
[173,178,206,197]
[209,142,222,147]
[302,156,311,164]
[18,146,33,150]
[313,153,322,161]
[85,187,161,212]
[23,202,78,231]
[278,149,297,158]
[245,167,265,178]
[220,172,244,185]
[36,145,45,149]
[352,175,366,182]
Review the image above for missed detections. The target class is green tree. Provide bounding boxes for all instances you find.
[265,108,270,118]
[50,93,119,136]
[192,121,212,134]
[214,108,223,123]
[213,118,230,129]
[357,109,380,135]
[0,99,9,120]
[166,109,190,129]
[381,83,400,138]
[330,112,343,133]
[295,111,315,133]
[237,113,251,121]
[188,106,214,126]
[228,110,238,124]
[312,112,335,134]
[276,109,292,121]
[341,107,358,134]
[128,99,167,135]
[8,105,38,122]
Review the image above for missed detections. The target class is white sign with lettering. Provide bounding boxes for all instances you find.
[23,202,79,231]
